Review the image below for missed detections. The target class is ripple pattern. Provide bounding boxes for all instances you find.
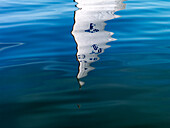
[1,0,170,128]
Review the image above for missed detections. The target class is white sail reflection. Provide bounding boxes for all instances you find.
[72,0,126,87]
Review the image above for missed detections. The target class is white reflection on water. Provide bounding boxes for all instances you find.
[72,0,126,87]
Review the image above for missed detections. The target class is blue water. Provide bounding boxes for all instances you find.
[1,0,170,128]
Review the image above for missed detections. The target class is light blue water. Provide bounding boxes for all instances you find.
[1,0,170,128]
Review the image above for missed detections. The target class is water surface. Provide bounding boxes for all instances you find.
[1,0,170,128]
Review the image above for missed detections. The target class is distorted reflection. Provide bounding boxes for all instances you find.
[72,0,126,88]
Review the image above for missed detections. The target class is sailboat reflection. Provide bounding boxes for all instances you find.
[72,0,126,88]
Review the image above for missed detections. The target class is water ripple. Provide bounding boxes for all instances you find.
[1,0,170,128]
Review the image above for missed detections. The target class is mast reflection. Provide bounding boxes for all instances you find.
[72,0,126,88]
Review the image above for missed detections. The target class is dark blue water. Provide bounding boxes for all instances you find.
[1,0,170,128]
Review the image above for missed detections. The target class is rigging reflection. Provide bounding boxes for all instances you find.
[0,43,23,52]
[72,0,126,88]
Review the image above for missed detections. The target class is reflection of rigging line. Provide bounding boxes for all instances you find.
[72,0,126,88]
[0,43,23,51]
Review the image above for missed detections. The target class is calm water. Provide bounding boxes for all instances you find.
[1,0,170,128]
